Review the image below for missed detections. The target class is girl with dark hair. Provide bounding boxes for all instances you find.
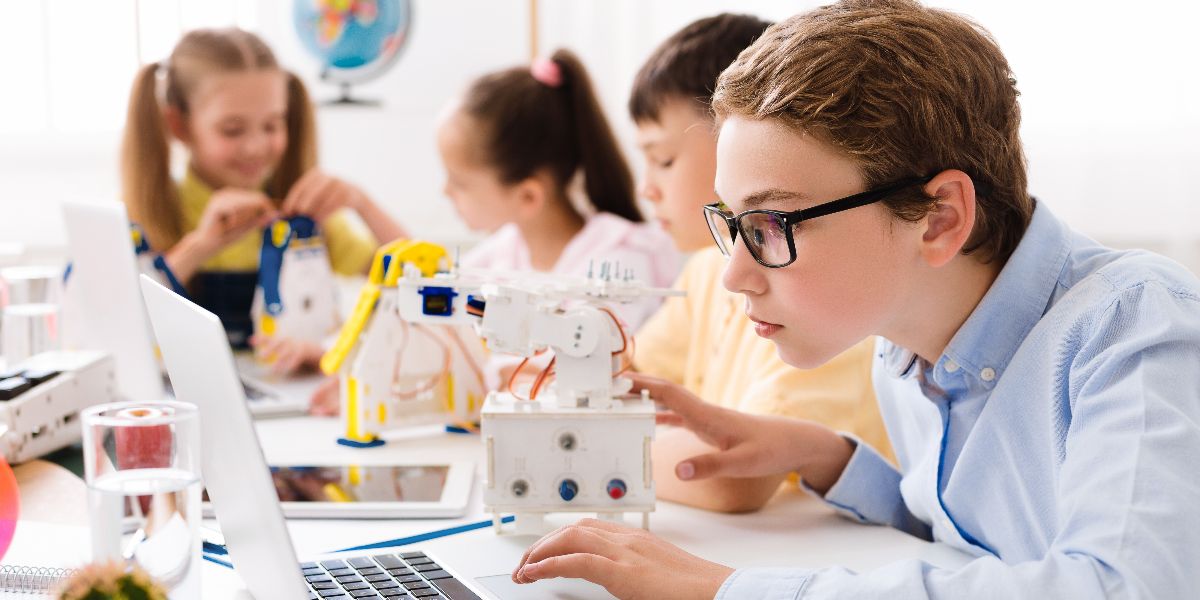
[436,49,680,330]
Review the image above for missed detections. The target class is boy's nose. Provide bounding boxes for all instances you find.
[721,236,768,297]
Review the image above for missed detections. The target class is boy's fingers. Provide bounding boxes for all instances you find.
[630,373,715,425]
[518,553,619,589]
[678,444,756,481]
[520,526,623,575]
[655,412,684,427]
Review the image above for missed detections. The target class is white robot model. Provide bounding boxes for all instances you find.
[320,240,487,447]
[392,259,682,533]
[251,216,340,345]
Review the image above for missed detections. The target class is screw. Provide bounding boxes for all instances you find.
[558,432,577,451]
[511,479,529,498]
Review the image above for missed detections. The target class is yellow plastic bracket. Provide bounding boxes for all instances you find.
[271,220,291,247]
[444,373,456,414]
[319,240,448,375]
[259,313,276,337]
[382,240,447,286]
[344,375,366,442]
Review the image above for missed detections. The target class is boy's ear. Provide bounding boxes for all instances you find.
[163,106,189,143]
[919,169,977,268]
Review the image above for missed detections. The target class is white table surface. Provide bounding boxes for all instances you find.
[200,384,973,598]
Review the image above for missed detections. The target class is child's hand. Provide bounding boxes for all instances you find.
[308,377,340,416]
[512,517,733,599]
[249,334,323,376]
[282,169,367,224]
[631,373,854,494]
[195,188,278,251]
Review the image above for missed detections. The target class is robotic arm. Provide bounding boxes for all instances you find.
[394,262,676,409]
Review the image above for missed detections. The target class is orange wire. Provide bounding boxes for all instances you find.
[391,321,452,399]
[598,307,635,376]
[529,356,556,400]
[445,326,487,391]
[506,349,547,401]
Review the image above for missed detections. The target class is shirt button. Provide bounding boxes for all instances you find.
[943,360,959,373]
[980,367,996,381]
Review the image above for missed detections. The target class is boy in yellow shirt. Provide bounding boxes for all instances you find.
[630,14,892,513]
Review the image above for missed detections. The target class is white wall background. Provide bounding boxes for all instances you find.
[2,0,1199,272]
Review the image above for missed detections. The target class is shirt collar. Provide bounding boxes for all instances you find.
[939,200,1070,386]
[882,201,1071,385]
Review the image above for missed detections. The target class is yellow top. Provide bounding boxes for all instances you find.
[634,248,895,463]
[177,169,378,275]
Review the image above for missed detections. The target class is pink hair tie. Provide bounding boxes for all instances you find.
[530,58,563,88]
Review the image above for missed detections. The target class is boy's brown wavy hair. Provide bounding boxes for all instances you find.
[713,0,1032,263]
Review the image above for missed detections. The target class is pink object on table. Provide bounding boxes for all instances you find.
[0,456,18,561]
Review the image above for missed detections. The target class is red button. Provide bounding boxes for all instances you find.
[606,479,627,499]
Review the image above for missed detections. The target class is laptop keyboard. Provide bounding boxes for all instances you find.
[302,551,480,600]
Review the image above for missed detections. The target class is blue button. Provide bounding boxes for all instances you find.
[558,479,579,501]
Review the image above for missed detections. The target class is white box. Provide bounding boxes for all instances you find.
[482,390,655,532]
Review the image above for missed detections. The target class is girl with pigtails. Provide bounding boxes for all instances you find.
[121,28,406,371]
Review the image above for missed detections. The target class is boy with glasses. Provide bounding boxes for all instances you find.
[630,13,893,514]
[511,1,1200,598]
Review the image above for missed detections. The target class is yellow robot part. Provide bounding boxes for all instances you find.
[320,240,447,375]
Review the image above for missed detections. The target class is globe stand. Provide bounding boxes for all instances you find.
[322,82,382,108]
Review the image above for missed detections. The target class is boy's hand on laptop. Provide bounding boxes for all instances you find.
[282,168,366,224]
[250,334,323,375]
[631,373,854,494]
[513,517,732,599]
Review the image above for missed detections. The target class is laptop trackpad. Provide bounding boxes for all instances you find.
[474,574,616,599]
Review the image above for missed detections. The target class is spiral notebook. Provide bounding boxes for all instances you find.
[0,565,74,595]
[0,521,89,597]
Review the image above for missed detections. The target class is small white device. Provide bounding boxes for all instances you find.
[250,216,340,345]
[322,240,487,447]
[0,350,119,463]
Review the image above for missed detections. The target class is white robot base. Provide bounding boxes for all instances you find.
[481,389,656,534]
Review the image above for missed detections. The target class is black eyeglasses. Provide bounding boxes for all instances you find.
[703,176,933,268]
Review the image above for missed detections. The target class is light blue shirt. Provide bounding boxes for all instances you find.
[717,202,1200,599]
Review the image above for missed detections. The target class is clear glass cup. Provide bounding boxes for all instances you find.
[82,401,201,599]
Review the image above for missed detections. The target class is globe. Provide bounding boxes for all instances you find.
[293,0,413,104]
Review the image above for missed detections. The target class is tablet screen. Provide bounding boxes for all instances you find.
[203,465,449,503]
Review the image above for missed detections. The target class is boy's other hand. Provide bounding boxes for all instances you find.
[631,373,854,494]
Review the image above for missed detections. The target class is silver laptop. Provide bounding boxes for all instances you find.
[139,275,619,600]
[140,274,492,599]
[61,201,304,416]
